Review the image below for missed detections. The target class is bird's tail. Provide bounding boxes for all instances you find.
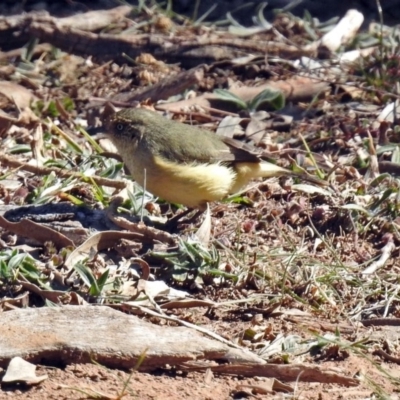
[233,161,328,193]
[259,161,328,187]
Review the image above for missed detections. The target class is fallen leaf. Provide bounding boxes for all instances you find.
[0,81,35,109]
[0,215,74,249]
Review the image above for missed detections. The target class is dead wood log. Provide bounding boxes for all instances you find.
[0,306,262,370]
[0,306,359,386]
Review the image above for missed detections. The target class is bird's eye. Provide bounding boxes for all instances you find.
[116,123,124,131]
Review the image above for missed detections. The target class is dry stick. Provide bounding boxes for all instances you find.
[106,197,177,246]
[361,240,395,275]
[180,362,358,385]
[0,154,126,190]
[373,349,400,365]
[362,318,400,326]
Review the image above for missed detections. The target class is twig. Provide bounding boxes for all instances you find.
[373,348,400,365]
[106,197,176,246]
[362,240,395,275]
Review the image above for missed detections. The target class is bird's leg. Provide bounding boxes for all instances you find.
[165,208,204,231]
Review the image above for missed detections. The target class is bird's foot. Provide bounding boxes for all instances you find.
[164,208,203,232]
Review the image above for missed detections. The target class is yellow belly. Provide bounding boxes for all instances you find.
[130,155,235,209]
[121,149,287,209]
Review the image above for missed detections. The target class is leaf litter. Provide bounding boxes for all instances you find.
[0,2,400,398]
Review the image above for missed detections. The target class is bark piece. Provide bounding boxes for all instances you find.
[0,306,261,370]
[306,9,364,54]
[0,306,359,386]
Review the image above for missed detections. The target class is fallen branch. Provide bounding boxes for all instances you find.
[28,21,314,68]
[181,362,359,386]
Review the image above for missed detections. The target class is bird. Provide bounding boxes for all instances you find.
[104,107,326,211]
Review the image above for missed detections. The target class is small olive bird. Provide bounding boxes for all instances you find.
[104,108,325,210]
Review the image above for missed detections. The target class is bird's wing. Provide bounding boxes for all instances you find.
[156,129,261,164]
[216,137,261,163]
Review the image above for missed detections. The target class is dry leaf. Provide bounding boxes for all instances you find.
[0,81,35,109]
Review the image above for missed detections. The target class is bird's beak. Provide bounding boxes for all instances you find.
[95,132,109,140]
